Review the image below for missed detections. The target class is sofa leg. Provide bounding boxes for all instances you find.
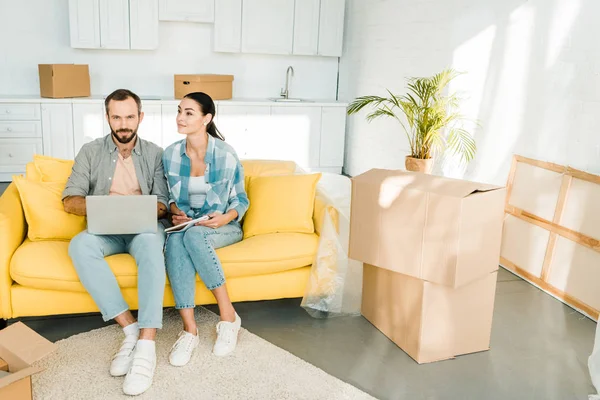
[0,319,6,330]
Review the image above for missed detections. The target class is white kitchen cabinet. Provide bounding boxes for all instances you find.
[213,0,242,53]
[159,0,214,22]
[0,139,44,181]
[69,0,159,50]
[241,0,295,55]
[73,103,109,155]
[0,99,347,182]
[318,0,345,57]
[0,122,42,139]
[68,0,101,48]
[293,0,320,56]
[41,104,75,160]
[161,104,183,148]
[216,105,271,158]
[319,107,346,167]
[0,104,41,121]
[99,0,130,49]
[130,0,159,50]
[138,104,162,146]
[269,106,321,168]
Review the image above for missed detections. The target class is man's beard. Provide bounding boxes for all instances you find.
[111,128,138,144]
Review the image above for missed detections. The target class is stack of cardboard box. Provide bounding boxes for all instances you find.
[349,169,506,364]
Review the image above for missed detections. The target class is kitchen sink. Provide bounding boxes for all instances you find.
[268,97,313,103]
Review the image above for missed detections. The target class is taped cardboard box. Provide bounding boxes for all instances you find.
[0,322,57,399]
[349,169,506,363]
[362,263,498,363]
[349,169,506,287]
[38,64,91,99]
[174,74,234,100]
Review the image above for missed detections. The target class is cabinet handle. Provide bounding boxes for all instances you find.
[6,127,12,132]
[8,153,13,158]
[5,110,10,114]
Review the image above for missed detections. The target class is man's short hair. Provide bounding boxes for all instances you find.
[104,89,142,116]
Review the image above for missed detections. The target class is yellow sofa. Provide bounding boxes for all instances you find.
[0,159,337,320]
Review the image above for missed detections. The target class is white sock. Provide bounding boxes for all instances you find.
[135,339,156,358]
[123,322,139,338]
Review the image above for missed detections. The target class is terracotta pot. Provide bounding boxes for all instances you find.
[405,156,434,174]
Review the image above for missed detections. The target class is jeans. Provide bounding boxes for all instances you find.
[68,223,167,329]
[165,223,243,309]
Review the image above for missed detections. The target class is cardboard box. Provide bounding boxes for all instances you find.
[174,74,234,100]
[349,169,506,288]
[38,64,91,99]
[0,322,57,399]
[362,263,498,364]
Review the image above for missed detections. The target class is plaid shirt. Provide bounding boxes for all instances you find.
[162,135,249,222]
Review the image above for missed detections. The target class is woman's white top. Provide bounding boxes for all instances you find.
[188,176,208,209]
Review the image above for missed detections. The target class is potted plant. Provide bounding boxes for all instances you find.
[347,68,476,173]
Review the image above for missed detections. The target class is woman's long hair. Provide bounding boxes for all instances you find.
[183,92,225,141]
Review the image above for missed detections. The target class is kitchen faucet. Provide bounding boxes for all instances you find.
[280,66,294,99]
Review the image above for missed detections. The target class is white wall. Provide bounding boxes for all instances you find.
[340,0,600,185]
[0,0,339,99]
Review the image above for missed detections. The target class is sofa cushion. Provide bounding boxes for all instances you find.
[243,173,321,239]
[10,233,318,292]
[13,177,86,241]
[241,159,297,190]
[33,154,74,182]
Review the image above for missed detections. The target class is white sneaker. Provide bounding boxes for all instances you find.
[122,347,156,396]
[110,335,137,377]
[169,329,199,367]
[213,313,241,357]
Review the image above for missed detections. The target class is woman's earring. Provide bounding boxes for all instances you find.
[203,121,208,126]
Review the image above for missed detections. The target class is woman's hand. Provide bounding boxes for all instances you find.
[196,211,237,229]
[170,204,191,226]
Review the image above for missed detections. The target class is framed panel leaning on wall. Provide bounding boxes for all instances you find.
[500,154,600,321]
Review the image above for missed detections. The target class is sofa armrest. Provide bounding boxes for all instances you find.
[0,183,26,319]
[313,194,339,236]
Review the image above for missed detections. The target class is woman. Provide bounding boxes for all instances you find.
[162,92,249,367]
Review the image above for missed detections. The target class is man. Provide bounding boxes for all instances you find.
[63,89,168,396]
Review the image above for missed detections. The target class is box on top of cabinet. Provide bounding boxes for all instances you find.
[174,74,234,100]
[38,64,91,99]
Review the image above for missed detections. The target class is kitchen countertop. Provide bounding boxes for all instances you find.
[0,95,348,107]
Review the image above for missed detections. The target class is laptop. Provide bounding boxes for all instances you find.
[86,195,157,235]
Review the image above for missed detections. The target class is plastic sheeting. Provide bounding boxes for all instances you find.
[590,322,600,399]
[300,173,363,318]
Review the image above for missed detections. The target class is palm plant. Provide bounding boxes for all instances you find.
[347,68,476,165]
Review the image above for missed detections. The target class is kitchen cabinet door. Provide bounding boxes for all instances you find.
[159,0,214,22]
[41,104,75,160]
[318,0,345,57]
[68,0,101,49]
[293,0,320,56]
[214,0,242,53]
[138,104,162,146]
[99,0,130,49]
[241,0,294,55]
[73,103,109,155]
[319,107,346,167]
[130,0,159,50]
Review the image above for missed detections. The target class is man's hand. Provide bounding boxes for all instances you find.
[170,203,191,226]
[63,196,87,216]
[157,202,167,219]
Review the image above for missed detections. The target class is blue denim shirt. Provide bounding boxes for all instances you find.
[162,135,249,222]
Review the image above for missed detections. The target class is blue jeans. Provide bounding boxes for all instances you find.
[68,223,167,328]
[165,223,243,309]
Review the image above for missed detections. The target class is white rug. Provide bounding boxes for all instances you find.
[32,307,376,399]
